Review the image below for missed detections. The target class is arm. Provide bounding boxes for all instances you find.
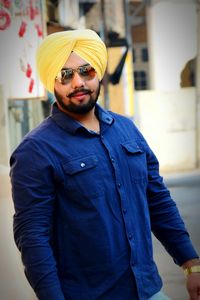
[10,139,65,300]
[143,141,200,298]
[144,143,199,264]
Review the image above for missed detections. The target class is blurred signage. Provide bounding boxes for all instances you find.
[0,0,45,99]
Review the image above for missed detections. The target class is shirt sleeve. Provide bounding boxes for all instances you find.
[10,138,65,300]
[142,137,199,266]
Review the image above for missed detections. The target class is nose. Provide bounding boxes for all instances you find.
[71,72,85,89]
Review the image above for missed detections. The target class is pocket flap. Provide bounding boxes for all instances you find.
[121,141,144,154]
[63,155,98,175]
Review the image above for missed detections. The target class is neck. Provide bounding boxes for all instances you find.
[58,104,100,132]
[80,112,100,133]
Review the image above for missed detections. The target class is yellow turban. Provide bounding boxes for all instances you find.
[36,29,107,93]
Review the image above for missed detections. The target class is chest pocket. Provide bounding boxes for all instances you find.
[62,154,102,198]
[121,141,148,183]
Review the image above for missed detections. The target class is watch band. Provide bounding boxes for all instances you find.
[183,265,200,276]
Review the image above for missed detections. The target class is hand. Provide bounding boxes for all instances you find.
[186,273,200,300]
[182,259,200,300]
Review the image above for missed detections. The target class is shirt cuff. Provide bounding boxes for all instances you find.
[35,285,65,300]
[169,241,199,266]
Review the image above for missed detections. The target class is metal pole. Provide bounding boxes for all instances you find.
[122,0,133,48]
[100,0,110,110]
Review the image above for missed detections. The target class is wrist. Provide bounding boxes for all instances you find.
[183,265,200,276]
[182,258,200,269]
[181,258,200,276]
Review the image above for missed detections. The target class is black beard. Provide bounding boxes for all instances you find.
[54,84,101,115]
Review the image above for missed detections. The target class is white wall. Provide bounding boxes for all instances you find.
[0,86,10,166]
[0,2,45,99]
[196,2,200,167]
[135,88,197,172]
[146,0,197,91]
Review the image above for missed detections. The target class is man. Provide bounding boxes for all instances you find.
[10,29,200,300]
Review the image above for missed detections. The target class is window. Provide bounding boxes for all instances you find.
[132,48,136,63]
[141,48,148,62]
[134,71,148,90]
[8,99,51,152]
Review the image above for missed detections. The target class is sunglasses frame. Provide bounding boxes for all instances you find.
[55,64,96,84]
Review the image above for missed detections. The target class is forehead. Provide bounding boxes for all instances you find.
[63,52,89,69]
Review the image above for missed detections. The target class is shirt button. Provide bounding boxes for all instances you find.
[101,135,104,139]
[111,157,115,163]
[123,209,127,214]
[80,162,86,168]
[128,234,132,240]
[117,183,121,188]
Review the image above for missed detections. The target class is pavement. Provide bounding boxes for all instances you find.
[163,168,200,187]
[0,165,199,300]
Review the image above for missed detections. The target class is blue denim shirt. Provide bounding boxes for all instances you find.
[10,104,199,300]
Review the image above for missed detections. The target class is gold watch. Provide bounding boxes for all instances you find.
[183,265,200,276]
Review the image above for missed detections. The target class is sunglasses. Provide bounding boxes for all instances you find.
[56,64,96,84]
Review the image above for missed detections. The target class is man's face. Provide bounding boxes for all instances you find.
[54,52,101,115]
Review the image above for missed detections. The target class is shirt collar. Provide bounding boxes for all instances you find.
[50,103,114,135]
[95,104,113,125]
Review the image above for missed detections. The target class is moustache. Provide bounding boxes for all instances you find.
[67,88,93,98]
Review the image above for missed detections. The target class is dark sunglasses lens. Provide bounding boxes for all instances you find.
[61,69,73,82]
[79,66,96,79]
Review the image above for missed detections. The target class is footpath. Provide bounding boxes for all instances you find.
[163,168,200,187]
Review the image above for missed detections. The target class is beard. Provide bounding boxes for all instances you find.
[54,84,101,115]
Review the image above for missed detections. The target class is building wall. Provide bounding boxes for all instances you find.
[0,86,10,166]
[146,0,197,91]
[135,88,197,172]
[133,0,199,172]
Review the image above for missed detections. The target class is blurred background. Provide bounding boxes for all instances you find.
[0,0,200,299]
